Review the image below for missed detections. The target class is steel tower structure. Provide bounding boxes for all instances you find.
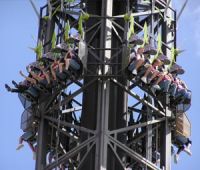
[24,0,181,170]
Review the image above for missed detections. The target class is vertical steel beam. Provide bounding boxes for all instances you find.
[145,0,155,165]
[108,1,128,169]
[160,1,173,168]
[35,102,49,170]
[162,0,173,59]
[160,95,171,170]
[44,18,55,53]
[95,1,113,170]
[146,96,153,163]
[80,0,102,169]
[35,8,55,170]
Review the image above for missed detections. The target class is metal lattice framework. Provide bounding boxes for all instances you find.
[17,0,187,170]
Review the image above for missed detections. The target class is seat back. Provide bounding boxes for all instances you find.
[18,93,32,109]
[175,112,191,138]
[21,107,35,132]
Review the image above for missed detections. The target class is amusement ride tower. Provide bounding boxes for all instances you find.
[8,0,192,170]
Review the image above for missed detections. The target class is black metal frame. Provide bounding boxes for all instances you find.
[22,0,179,170]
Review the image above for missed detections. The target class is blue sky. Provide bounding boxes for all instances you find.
[0,0,199,170]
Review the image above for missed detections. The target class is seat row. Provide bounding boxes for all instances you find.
[5,42,83,103]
